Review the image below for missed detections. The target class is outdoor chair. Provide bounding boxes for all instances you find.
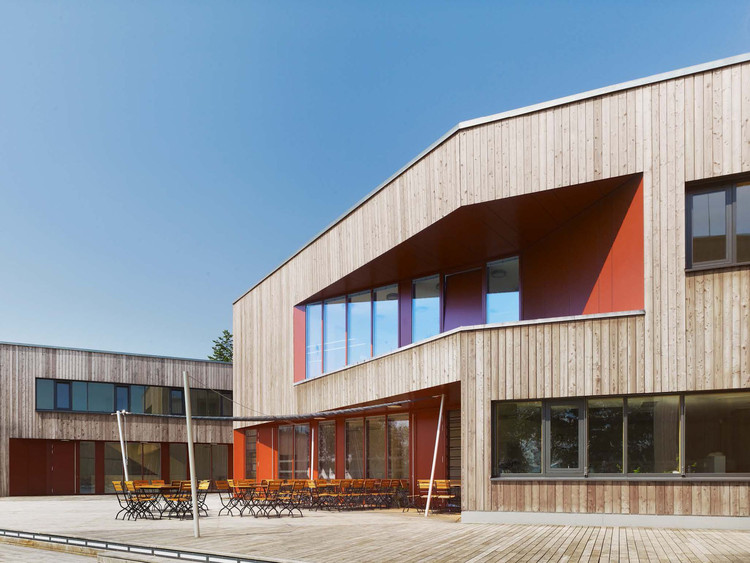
[112,481,132,520]
[124,481,157,519]
[216,480,240,516]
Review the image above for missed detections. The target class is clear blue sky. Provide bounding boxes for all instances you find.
[0,1,748,359]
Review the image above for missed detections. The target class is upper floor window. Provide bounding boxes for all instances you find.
[687,182,750,269]
[412,275,440,342]
[486,257,520,323]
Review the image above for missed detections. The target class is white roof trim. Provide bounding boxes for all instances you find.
[235,52,750,304]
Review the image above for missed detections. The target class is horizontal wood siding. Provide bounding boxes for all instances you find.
[0,344,233,496]
[488,481,750,517]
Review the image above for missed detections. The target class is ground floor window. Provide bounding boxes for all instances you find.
[79,441,96,494]
[245,429,257,481]
[279,424,310,480]
[492,391,749,478]
[346,414,410,479]
[317,421,336,479]
[169,443,187,482]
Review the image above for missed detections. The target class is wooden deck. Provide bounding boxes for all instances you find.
[0,496,748,562]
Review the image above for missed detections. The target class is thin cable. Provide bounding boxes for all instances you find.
[185,372,269,417]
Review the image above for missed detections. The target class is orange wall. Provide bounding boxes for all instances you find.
[232,429,246,480]
[522,177,644,319]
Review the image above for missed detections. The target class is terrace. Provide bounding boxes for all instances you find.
[0,495,748,562]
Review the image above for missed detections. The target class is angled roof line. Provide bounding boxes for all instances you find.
[234,51,750,304]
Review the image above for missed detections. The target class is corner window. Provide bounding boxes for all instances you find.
[687,181,750,268]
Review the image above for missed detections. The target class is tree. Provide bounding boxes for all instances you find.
[209,330,233,362]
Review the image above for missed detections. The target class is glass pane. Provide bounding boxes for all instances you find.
[115,386,128,412]
[130,386,145,414]
[493,402,542,475]
[278,426,294,480]
[55,382,71,409]
[144,387,166,414]
[323,297,346,372]
[104,442,123,493]
[169,443,187,482]
[487,257,520,323]
[142,443,161,481]
[412,275,440,342]
[79,441,96,494]
[347,291,372,364]
[345,419,364,478]
[685,392,750,473]
[245,429,257,480]
[127,443,142,480]
[317,421,336,479]
[221,392,233,417]
[191,389,208,416]
[549,403,580,470]
[588,398,624,473]
[194,444,211,480]
[206,390,221,416]
[736,183,750,263]
[36,379,54,410]
[306,303,323,378]
[691,189,727,264]
[88,383,114,413]
[170,390,184,415]
[365,416,386,478]
[373,285,399,356]
[387,414,410,479]
[627,395,680,474]
[72,382,87,411]
[294,425,310,479]
[212,444,228,481]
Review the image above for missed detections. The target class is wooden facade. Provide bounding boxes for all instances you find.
[0,342,233,497]
[233,55,750,520]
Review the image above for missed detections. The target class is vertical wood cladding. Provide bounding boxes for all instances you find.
[0,343,233,497]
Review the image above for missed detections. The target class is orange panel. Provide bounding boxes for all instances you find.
[232,429,246,480]
[256,426,275,481]
[293,306,306,383]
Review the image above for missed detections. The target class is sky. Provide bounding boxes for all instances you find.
[0,1,748,360]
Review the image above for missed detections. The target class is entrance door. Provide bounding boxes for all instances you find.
[48,441,76,495]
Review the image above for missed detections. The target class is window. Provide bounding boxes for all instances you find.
[115,386,129,412]
[685,392,750,474]
[170,389,184,415]
[278,424,310,480]
[72,381,88,411]
[79,441,96,494]
[493,401,542,475]
[306,303,323,378]
[88,383,114,413]
[387,414,410,479]
[486,257,520,323]
[587,398,624,474]
[373,285,398,356]
[245,429,257,480]
[36,379,54,410]
[687,181,750,268]
[323,297,346,372]
[212,444,229,481]
[278,426,294,480]
[55,381,71,410]
[365,416,386,478]
[345,419,364,478]
[347,291,372,364]
[627,395,679,474]
[169,443,187,482]
[318,421,336,479]
[412,275,440,342]
[130,385,145,414]
[345,415,410,479]
[545,400,584,474]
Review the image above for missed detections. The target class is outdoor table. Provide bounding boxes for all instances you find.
[135,484,180,518]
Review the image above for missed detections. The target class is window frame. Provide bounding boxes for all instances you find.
[114,385,129,412]
[544,399,586,476]
[54,381,72,411]
[686,182,750,270]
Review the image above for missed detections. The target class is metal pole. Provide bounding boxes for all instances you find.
[424,394,445,517]
[183,371,200,538]
[116,410,129,482]
[310,424,315,479]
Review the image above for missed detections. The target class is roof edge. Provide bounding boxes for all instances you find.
[0,340,233,365]
[234,51,750,304]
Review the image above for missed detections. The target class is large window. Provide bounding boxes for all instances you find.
[387,414,410,479]
[278,424,310,480]
[373,285,398,356]
[317,421,336,479]
[345,419,364,479]
[486,257,520,323]
[345,414,410,479]
[412,275,440,342]
[492,392,745,478]
[687,182,750,268]
[79,441,96,494]
[245,429,257,481]
[323,297,347,372]
[365,416,386,478]
[347,291,372,364]
[35,378,232,416]
[305,303,323,377]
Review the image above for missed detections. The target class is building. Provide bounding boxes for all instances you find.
[0,342,233,496]
[232,54,750,527]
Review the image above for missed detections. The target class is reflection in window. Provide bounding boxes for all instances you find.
[278,426,294,480]
[324,297,346,372]
[690,189,727,264]
[142,443,161,480]
[306,303,323,378]
[487,257,520,323]
[412,275,440,342]
[548,402,581,470]
[195,443,212,480]
[169,443,187,482]
[493,402,542,475]
[294,425,310,479]
[170,389,184,415]
[347,291,372,364]
[366,416,386,478]
[373,285,399,356]
[55,381,71,410]
[345,419,364,478]
[588,398,624,473]
[104,442,123,493]
[72,381,88,411]
[387,414,410,479]
[685,392,750,473]
[36,379,54,410]
[212,444,229,481]
[627,396,679,474]
[88,383,114,413]
[79,441,96,494]
[115,386,129,412]
[245,429,257,481]
[144,387,166,414]
[130,386,145,414]
[737,183,750,263]
[318,421,336,479]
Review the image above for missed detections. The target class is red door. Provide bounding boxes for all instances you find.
[48,441,76,495]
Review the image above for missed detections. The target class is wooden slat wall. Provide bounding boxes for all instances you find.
[0,343,233,496]
[488,481,750,516]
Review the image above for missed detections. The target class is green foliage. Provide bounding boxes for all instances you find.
[208,330,233,362]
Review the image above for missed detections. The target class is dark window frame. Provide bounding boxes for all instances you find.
[544,399,586,476]
[54,381,72,411]
[114,385,129,412]
[170,388,185,415]
[686,181,749,270]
